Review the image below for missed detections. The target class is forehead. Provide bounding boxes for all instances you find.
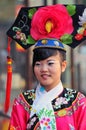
[38,54,61,62]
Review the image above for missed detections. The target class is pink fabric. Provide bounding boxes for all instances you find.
[9,98,29,130]
[9,92,86,130]
[55,94,86,130]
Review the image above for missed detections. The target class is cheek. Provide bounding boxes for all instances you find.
[51,65,62,75]
[33,67,37,75]
[34,67,40,77]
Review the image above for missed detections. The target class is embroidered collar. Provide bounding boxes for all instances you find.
[30,81,63,129]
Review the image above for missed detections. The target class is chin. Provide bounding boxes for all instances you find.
[41,82,52,89]
[40,83,50,87]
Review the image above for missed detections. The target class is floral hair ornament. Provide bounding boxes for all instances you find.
[7,4,86,50]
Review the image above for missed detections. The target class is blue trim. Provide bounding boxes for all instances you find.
[34,38,66,51]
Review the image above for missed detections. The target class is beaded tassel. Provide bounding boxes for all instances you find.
[4,37,12,113]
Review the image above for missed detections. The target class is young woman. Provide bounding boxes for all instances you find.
[9,38,86,130]
[6,3,86,130]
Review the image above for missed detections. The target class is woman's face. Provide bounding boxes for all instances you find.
[34,54,67,91]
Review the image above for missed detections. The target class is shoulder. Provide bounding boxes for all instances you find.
[14,89,36,113]
[64,87,78,99]
[64,87,86,106]
[64,87,86,99]
[21,89,36,105]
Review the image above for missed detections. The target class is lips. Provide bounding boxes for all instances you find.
[41,74,50,79]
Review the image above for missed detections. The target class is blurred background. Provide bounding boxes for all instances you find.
[0,0,86,129]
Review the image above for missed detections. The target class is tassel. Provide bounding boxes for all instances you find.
[4,37,12,113]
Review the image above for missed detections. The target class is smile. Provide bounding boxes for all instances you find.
[41,74,51,79]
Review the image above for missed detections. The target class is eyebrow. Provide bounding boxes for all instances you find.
[47,59,56,62]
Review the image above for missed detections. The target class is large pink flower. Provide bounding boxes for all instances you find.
[30,4,74,40]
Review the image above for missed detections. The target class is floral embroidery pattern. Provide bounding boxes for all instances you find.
[37,108,56,129]
[23,89,35,101]
[64,88,76,102]
[13,27,27,45]
[17,89,35,113]
[54,97,68,109]
[75,8,86,40]
[53,88,77,110]
[77,92,86,109]
[40,117,52,129]
[27,116,37,129]
[17,96,30,113]
[53,88,79,117]
[57,109,67,117]
[27,114,41,130]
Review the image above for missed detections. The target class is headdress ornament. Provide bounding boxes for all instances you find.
[7,4,86,50]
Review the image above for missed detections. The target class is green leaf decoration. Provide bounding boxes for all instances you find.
[60,34,73,44]
[66,5,76,16]
[12,27,21,32]
[28,8,37,19]
[27,35,36,44]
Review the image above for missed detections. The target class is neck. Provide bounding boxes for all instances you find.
[41,80,61,92]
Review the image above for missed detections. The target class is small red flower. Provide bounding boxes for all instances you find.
[83,29,86,36]
[75,34,83,40]
[16,31,21,35]
[16,34,21,39]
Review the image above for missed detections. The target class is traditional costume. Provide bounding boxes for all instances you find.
[5,4,86,130]
[9,82,86,130]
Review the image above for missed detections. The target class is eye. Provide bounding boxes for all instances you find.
[35,62,41,66]
[48,61,54,66]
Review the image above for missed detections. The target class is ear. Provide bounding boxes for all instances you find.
[61,60,67,72]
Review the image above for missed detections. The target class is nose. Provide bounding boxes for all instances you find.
[40,64,48,72]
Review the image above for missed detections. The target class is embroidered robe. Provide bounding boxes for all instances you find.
[9,88,86,130]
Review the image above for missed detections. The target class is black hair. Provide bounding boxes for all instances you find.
[32,47,66,68]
